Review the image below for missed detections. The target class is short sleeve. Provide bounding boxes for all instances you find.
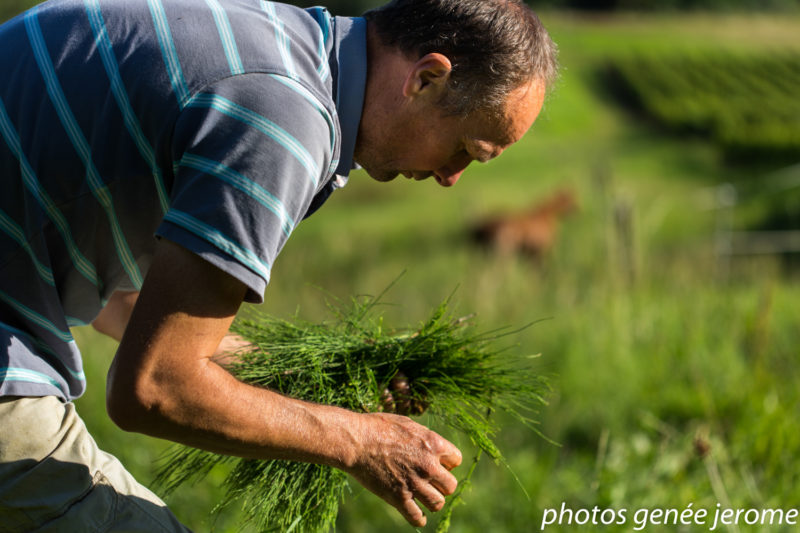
[157,73,336,303]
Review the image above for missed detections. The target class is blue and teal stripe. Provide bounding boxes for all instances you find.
[65,316,89,328]
[84,0,169,214]
[25,8,143,290]
[64,359,87,381]
[267,74,336,154]
[0,290,73,344]
[177,153,295,237]
[0,322,85,380]
[163,209,271,280]
[0,367,64,391]
[260,0,296,80]
[146,0,190,108]
[203,0,244,75]
[308,7,331,82]
[187,92,321,186]
[0,96,99,288]
[0,208,55,286]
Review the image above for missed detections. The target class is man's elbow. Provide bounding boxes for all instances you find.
[105,364,164,434]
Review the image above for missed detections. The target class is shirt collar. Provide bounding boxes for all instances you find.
[331,16,366,179]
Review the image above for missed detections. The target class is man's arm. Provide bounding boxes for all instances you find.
[92,290,139,342]
[92,289,249,358]
[106,239,461,527]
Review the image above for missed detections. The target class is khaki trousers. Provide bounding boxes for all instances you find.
[0,396,191,532]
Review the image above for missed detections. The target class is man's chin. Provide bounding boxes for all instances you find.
[365,169,399,183]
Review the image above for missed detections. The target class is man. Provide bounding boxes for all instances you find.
[0,0,557,529]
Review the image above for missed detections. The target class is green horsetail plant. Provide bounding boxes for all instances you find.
[153,292,550,532]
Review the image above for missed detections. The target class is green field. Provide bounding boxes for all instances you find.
[4,4,800,532]
[606,52,800,165]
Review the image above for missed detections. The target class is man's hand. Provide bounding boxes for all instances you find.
[346,413,462,527]
[380,371,428,416]
[212,333,252,356]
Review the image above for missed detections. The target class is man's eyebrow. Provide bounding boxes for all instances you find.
[478,145,505,163]
[468,140,495,163]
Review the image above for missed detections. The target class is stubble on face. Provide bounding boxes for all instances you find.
[354,77,547,185]
[352,95,425,183]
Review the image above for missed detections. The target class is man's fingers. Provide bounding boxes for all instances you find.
[390,372,410,394]
[348,413,463,527]
[389,372,413,415]
[379,388,395,412]
[430,466,459,496]
[437,438,463,470]
[398,496,426,527]
[413,481,447,513]
[409,398,428,415]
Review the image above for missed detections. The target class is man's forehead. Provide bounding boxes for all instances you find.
[467,89,542,157]
[503,78,547,141]
[470,78,546,147]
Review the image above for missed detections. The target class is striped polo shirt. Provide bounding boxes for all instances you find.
[0,0,366,401]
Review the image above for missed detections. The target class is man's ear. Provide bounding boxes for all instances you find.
[402,52,452,98]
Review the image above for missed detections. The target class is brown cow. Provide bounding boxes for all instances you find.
[470,188,578,260]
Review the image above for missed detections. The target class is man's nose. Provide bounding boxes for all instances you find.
[434,156,471,187]
[434,169,464,187]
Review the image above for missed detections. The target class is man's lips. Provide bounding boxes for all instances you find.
[401,171,432,181]
[398,171,454,187]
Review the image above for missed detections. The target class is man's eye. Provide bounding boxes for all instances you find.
[458,148,477,162]
[475,152,492,164]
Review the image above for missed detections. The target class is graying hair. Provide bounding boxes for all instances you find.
[365,0,558,117]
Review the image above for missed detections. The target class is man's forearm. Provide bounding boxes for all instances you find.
[107,352,360,468]
[92,290,139,342]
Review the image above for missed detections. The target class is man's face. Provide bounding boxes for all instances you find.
[354,78,546,188]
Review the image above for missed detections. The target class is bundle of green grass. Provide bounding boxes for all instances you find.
[153,293,549,532]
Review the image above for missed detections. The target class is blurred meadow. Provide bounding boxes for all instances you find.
[5,1,800,531]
